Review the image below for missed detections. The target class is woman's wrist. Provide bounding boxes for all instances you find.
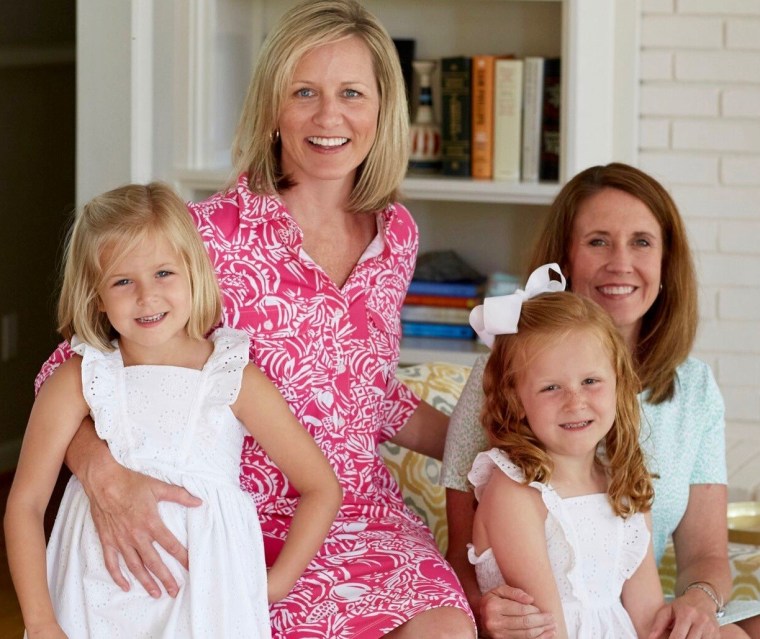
[681,581,726,618]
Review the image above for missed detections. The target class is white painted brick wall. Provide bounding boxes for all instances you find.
[639,3,760,447]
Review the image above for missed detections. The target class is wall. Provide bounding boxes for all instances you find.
[0,2,75,470]
[639,0,760,498]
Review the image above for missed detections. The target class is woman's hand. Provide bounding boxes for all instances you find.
[647,592,721,639]
[80,450,202,598]
[479,585,557,639]
[67,417,202,597]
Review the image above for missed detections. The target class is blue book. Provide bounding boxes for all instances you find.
[402,321,476,340]
[407,280,484,298]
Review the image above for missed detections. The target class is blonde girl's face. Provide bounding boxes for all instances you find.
[97,233,194,363]
[515,329,617,465]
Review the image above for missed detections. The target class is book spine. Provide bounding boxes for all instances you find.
[521,57,544,183]
[539,57,561,183]
[471,55,495,179]
[440,56,472,177]
[404,294,481,309]
[407,280,483,297]
[492,58,523,182]
[402,321,476,339]
[401,305,473,324]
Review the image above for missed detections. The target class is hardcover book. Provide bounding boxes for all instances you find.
[440,56,472,177]
[521,56,545,183]
[401,321,476,340]
[404,293,482,309]
[539,57,561,183]
[407,280,485,298]
[493,58,523,182]
[471,54,496,179]
[401,305,473,325]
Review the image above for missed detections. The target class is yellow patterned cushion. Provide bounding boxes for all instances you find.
[385,361,760,602]
[382,362,470,553]
[659,542,760,601]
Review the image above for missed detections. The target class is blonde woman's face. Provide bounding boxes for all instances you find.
[278,36,380,189]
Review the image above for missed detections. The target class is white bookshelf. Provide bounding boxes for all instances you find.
[78,0,640,365]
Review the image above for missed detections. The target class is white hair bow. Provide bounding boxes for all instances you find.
[469,263,567,348]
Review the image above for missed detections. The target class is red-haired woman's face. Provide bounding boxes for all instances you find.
[568,188,663,350]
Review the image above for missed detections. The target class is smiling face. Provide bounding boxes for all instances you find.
[277,35,380,189]
[97,233,194,361]
[568,187,663,350]
[516,328,617,464]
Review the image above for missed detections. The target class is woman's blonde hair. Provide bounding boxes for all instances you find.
[58,182,222,351]
[230,0,409,213]
[482,292,654,517]
[529,162,697,404]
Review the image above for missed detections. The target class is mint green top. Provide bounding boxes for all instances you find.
[441,355,727,564]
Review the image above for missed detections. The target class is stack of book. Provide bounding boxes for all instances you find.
[401,279,484,340]
[440,54,561,183]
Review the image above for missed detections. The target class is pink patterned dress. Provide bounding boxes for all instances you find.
[38,176,472,638]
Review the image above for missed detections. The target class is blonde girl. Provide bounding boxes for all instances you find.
[4,182,341,639]
[467,264,662,639]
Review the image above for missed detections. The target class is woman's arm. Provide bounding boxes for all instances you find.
[389,399,449,460]
[65,422,202,598]
[5,359,89,637]
[648,484,730,639]
[621,513,664,638]
[233,364,342,603]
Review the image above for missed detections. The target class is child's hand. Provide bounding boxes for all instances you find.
[266,567,293,604]
[25,620,69,639]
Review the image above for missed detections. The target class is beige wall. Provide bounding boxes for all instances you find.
[0,1,75,470]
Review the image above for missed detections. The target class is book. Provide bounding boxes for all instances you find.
[440,56,472,177]
[393,39,416,115]
[492,58,523,182]
[407,280,485,297]
[539,57,561,182]
[521,56,545,183]
[402,321,476,340]
[404,293,481,309]
[471,54,496,179]
[401,305,472,324]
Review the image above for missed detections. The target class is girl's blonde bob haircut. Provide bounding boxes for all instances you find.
[230,0,409,213]
[482,292,654,518]
[529,162,697,405]
[58,182,222,351]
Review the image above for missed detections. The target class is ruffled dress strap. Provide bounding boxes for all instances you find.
[619,511,650,580]
[71,336,124,444]
[202,327,251,407]
[467,448,586,603]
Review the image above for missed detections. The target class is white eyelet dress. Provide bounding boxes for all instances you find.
[467,448,649,639]
[44,328,271,639]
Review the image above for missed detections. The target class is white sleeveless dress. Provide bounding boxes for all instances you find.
[468,448,649,639]
[44,328,271,639]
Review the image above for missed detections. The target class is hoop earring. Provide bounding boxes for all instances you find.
[270,129,280,143]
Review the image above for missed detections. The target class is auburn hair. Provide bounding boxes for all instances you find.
[482,292,654,517]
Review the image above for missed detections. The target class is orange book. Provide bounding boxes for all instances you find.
[471,54,496,179]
